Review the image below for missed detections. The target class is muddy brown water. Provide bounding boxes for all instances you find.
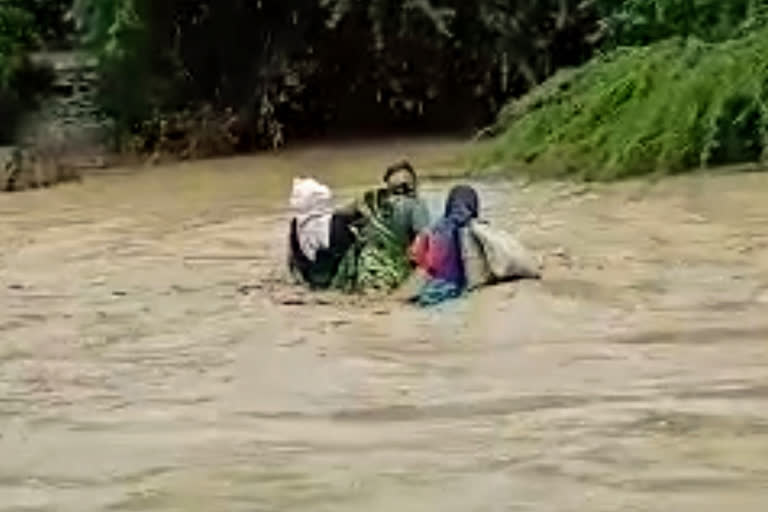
[1,139,768,511]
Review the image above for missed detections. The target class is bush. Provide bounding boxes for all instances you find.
[0,3,55,144]
[595,0,768,46]
[474,25,768,180]
[0,55,54,143]
[70,0,603,154]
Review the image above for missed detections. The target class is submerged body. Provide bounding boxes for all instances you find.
[409,184,541,306]
[288,212,358,289]
[287,177,361,289]
[410,185,480,305]
[286,163,430,292]
[336,161,431,293]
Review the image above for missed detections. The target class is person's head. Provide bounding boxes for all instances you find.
[383,160,417,196]
[444,185,479,227]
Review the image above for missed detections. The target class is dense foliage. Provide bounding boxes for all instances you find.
[0,0,62,143]
[69,0,600,152]
[479,0,768,179]
[5,0,768,173]
[596,0,768,45]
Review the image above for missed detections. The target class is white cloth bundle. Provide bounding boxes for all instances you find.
[290,177,333,262]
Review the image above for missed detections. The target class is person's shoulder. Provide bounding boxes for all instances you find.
[408,195,429,211]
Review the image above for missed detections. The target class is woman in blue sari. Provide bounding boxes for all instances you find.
[409,185,480,306]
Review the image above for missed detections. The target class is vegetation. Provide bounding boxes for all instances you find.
[0,1,60,143]
[68,0,600,154]
[479,0,768,179]
[4,0,768,178]
[595,0,768,45]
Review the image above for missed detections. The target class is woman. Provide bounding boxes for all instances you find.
[337,160,431,293]
[409,184,480,306]
[288,177,361,289]
[381,160,430,245]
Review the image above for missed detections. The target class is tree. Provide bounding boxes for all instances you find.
[0,1,56,143]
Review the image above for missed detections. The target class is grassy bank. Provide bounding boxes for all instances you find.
[472,25,768,181]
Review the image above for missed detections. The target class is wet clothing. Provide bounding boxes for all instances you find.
[410,185,480,305]
[388,194,431,246]
[290,177,333,261]
[336,187,430,293]
[413,278,464,306]
[381,161,429,246]
[286,165,430,294]
[289,210,359,289]
[288,177,362,289]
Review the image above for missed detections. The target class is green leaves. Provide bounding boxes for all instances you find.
[596,0,768,45]
[0,4,37,56]
[478,24,768,180]
[0,1,62,143]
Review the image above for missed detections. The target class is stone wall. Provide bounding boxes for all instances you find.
[29,51,107,139]
[2,52,107,192]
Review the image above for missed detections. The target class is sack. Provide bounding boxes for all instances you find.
[459,227,493,290]
[470,221,541,280]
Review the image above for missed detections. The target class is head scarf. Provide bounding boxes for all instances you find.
[443,185,479,227]
[290,177,333,262]
[411,185,480,288]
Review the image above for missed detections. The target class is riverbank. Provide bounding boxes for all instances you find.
[474,28,768,181]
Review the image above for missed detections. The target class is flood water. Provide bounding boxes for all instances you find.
[1,139,768,511]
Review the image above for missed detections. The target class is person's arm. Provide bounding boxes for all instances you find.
[409,232,430,269]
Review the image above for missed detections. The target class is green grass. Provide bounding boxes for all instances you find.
[472,27,768,181]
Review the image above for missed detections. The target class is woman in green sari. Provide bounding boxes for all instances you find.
[333,160,431,293]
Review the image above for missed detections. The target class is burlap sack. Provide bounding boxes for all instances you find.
[469,221,541,280]
[459,226,493,290]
